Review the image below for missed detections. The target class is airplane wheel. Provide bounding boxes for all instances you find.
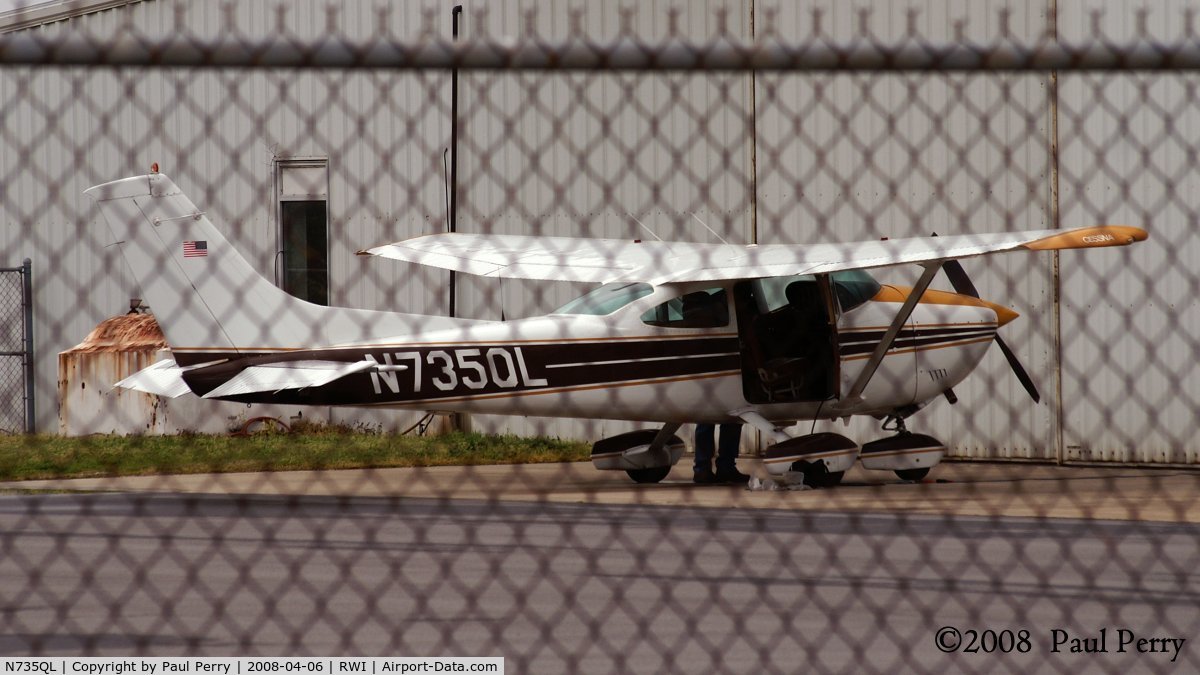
[821,471,845,488]
[232,416,291,437]
[895,468,929,482]
[626,466,671,484]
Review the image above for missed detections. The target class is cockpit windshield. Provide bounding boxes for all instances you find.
[553,282,654,316]
[830,270,882,312]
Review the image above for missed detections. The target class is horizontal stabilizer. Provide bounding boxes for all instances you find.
[112,359,193,398]
[201,360,376,399]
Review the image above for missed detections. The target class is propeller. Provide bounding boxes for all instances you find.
[932,235,1041,403]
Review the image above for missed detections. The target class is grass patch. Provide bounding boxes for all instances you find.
[0,429,591,482]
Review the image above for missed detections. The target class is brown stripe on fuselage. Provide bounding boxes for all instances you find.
[839,327,997,357]
[838,324,997,357]
[177,336,743,405]
[844,321,999,331]
[839,323,997,343]
[841,336,994,361]
[370,369,744,406]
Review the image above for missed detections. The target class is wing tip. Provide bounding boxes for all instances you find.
[1022,225,1148,251]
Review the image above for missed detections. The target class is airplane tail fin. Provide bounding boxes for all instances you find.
[85,173,468,358]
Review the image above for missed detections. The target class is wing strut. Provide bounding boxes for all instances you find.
[646,423,682,465]
[835,262,942,410]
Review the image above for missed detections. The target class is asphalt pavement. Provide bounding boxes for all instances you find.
[1,476,1197,672]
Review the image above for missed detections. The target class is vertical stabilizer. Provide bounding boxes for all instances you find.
[85,173,474,355]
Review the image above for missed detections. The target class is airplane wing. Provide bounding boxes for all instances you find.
[359,225,1147,285]
[360,234,690,283]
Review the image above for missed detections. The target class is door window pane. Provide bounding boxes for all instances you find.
[281,200,328,305]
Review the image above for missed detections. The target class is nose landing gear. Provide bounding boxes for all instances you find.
[860,415,946,482]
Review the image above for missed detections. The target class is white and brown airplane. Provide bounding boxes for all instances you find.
[88,173,1147,487]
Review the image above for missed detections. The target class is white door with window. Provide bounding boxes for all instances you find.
[277,160,329,305]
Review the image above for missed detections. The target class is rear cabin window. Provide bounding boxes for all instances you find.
[641,288,729,328]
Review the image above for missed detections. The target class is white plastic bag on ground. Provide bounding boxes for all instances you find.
[746,475,812,491]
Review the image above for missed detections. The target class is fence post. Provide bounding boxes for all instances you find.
[1048,0,1065,465]
[22,257,32,434]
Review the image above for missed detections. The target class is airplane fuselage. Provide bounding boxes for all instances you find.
[175,282,1000,425]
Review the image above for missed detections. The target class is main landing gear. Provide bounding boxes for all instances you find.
[755,411,947,488]
[762,432,858,488]
[589,427,685,484]
[590,413,948,488]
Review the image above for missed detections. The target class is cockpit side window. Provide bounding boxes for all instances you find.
[553,282,654,316]
[641,287,730,328]
[755,274,816,312]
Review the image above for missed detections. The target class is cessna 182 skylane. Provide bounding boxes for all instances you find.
[90,173,1147,487]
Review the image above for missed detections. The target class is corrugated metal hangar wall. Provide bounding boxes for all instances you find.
[0,0,1195,465]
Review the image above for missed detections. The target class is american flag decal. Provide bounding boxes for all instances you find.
[183,240,208,258]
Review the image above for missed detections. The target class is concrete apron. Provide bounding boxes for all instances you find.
[2,460,1196,524]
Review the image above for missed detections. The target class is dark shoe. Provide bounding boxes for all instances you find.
[715,467,752,484]
[693,469,720,484]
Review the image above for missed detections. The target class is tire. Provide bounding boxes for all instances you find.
[626,466,671,484]
[820,471,845,488]
[895,467,930,482]
[793,461,844,488]
[232,416,291,437]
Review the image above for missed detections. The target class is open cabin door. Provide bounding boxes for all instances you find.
[733,275,839,404]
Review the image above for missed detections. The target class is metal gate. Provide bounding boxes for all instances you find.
[0,259,32,433]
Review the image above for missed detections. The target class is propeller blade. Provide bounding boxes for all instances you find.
[994,334,1042,403]
[932,234,1041,403]
[940,257,981,298]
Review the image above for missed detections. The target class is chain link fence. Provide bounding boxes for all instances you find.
[0,260,31,433]
[0,1,1198,672]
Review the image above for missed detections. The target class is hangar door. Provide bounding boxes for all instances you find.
[1058,244,1200,466]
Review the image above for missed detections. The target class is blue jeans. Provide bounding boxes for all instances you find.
[694,423,742,473]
